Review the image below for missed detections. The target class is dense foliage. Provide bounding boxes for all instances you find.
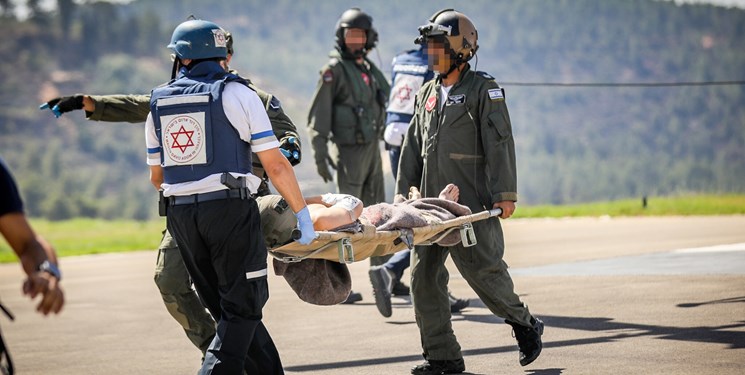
[1,0,743,220]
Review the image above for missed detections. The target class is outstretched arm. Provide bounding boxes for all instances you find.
[41,94,151,123]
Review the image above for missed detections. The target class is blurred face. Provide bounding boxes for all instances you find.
[426,38,450,73]
[344,28,367,54]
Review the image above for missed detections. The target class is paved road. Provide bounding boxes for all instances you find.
[1,215,743,374]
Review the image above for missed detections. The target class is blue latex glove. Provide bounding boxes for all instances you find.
[294,206,317,245]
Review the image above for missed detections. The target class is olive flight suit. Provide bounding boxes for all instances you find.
[396,64,533,361]
[85,82,299,354]
[307,49,390,207]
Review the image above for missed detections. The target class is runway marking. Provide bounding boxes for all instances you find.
[673,242,745,254]
[511,242,745,276]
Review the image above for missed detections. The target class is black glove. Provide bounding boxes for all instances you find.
[316,160,333,183]
[279,136,302,166]
[39,95,85,118]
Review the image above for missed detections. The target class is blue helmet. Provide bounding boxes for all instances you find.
[167,20,228,60]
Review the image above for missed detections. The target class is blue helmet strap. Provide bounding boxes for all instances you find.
[170,58,181,80]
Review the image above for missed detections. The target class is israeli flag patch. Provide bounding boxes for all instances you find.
[488,88,504,101]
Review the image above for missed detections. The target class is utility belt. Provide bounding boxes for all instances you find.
[159,173,253,216]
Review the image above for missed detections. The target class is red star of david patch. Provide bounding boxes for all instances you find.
[170,125,195,153]
[396,85,413,102]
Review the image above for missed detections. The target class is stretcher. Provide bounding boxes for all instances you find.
[269,208,503,264]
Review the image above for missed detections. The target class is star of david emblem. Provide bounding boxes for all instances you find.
[396,85,413,102]
[170,125,195,153]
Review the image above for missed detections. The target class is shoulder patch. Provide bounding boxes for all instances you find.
[425,95,437,112]
[476,71,496,81]
[322,69,334,83]
[488,88,505,101]
[269,96,281,111]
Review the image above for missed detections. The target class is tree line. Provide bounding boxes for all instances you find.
[0,0,743,220]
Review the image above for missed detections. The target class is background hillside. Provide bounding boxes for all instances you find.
[1,0,743,220]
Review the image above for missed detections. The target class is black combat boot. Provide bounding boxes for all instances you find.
[391,280,410,296]
[410,358,465,375]
[505,316,544,366]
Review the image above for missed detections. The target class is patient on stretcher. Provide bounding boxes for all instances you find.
[258,183,469,249]
[257,184,469,306]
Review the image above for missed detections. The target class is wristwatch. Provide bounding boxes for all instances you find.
[38,260,62,281]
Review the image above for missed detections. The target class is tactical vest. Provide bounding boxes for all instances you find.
[150,61,252,184]
[386,48,435,125]
[330,52,388,145]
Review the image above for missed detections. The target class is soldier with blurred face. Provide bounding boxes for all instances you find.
[397,9,544,374]
[307,8,393,304]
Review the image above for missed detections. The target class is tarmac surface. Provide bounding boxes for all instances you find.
[1,215,744,374]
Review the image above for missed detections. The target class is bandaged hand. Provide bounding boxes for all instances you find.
[294,206,317,245]
[39,95,84,118]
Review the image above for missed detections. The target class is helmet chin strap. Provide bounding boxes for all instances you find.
[440,61,460,79]
[351,47,367,58]
[440,51,466,79]
[339,44,367,60]
[170,58,180,80]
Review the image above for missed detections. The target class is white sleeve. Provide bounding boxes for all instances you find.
[222,82,280,152]
[145,112,161,166]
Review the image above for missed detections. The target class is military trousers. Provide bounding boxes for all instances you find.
[410,217,533,360]
[334,142,385,206]
[167,197,283,375]
[154,229,216,354]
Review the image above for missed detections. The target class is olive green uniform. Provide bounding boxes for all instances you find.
[396,65,533,361]
[87,83,299,353]
[307,49,390,206]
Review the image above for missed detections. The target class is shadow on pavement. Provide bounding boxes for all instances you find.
[525,369,565,375]
[455,309,745,349]
[677,295,745,308]
[285,303,745,372]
